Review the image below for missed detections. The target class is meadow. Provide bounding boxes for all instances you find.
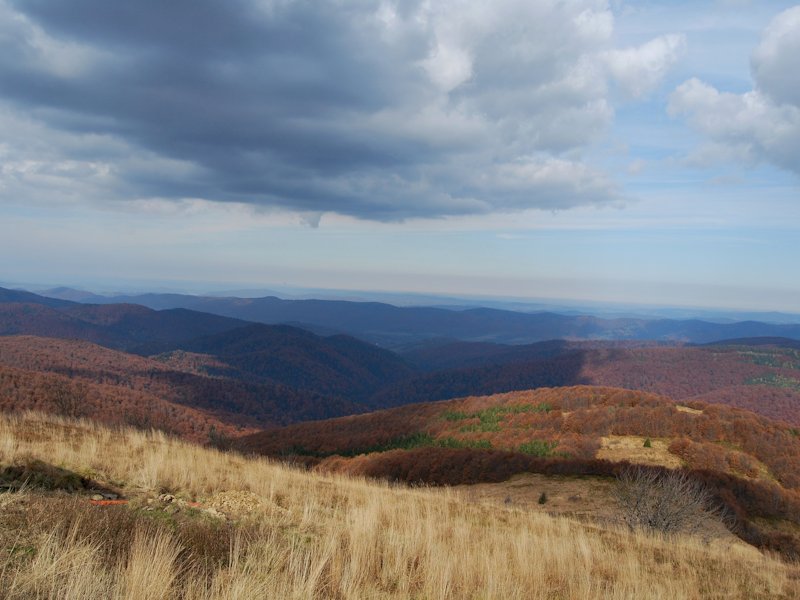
[1,411,797,599]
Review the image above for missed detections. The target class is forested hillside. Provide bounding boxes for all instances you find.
[3,288,800,440]
[239,385,800,556]
[174,324,414,401]
[0,336,364,441]
[378,344,800,424]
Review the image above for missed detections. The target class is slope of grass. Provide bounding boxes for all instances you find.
[0,411,798,599]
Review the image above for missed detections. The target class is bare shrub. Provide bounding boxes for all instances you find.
[49,381,86,418]
[614,466,720,535]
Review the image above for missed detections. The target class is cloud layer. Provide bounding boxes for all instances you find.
[0,0,682,220]
[669,6,800,175]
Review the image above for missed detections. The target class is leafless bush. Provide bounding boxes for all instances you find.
[50,381,86,418]
[614,466,721,535]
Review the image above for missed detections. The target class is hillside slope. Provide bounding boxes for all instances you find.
[0,300,251,353]
[174,324,414,402]
[0,363,250,442]
[1,411,797,598]
[239,385,800,556]
[0,287,77,308]
[378,344,800,424]
[0,336,364,440]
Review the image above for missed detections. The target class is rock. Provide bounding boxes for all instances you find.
[91,494,104,501]
[158,493,176,503]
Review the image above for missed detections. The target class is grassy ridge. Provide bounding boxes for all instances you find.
[1,412,797,598]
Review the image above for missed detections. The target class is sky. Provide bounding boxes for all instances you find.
[0,0,798,311]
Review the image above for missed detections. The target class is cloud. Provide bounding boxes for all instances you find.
[604,34,686,99]
[751,6,800,107]
[0,0,680,220]
[668,6,800,175]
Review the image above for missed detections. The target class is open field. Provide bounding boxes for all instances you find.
[596,435,683,468]
[456,471,746,547]
[1,411,798,599]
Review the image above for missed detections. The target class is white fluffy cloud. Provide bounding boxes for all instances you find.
[669,6,800,175]
[604,34,686,99]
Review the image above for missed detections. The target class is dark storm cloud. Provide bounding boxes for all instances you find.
[0,0,675,220]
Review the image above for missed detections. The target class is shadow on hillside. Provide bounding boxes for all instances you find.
[369,345,594,408]
[0,460,121,498]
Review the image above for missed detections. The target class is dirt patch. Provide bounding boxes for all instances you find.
[204,490,284,518]
[676,405,703,415]
[456,472,618,521]
[596,436,683,469]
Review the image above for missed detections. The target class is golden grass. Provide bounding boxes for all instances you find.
[0,411,798,599]
[597,435,684,469]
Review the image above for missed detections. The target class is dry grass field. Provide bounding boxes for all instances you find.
[596,435,683,468]
[1,411,798,599]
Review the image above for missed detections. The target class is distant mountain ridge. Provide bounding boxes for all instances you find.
[0,287,77,309]
[0,300,251,353]
[2,285,800,432]
[0,288,419,428]
[38,285,800,324]
[37,288,800,348]
[171,323,414,404]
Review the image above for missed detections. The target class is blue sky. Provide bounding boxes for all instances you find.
[1,0,798,311]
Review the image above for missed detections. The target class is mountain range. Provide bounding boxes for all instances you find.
[17,286,800,348]
[2,285,800,428]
